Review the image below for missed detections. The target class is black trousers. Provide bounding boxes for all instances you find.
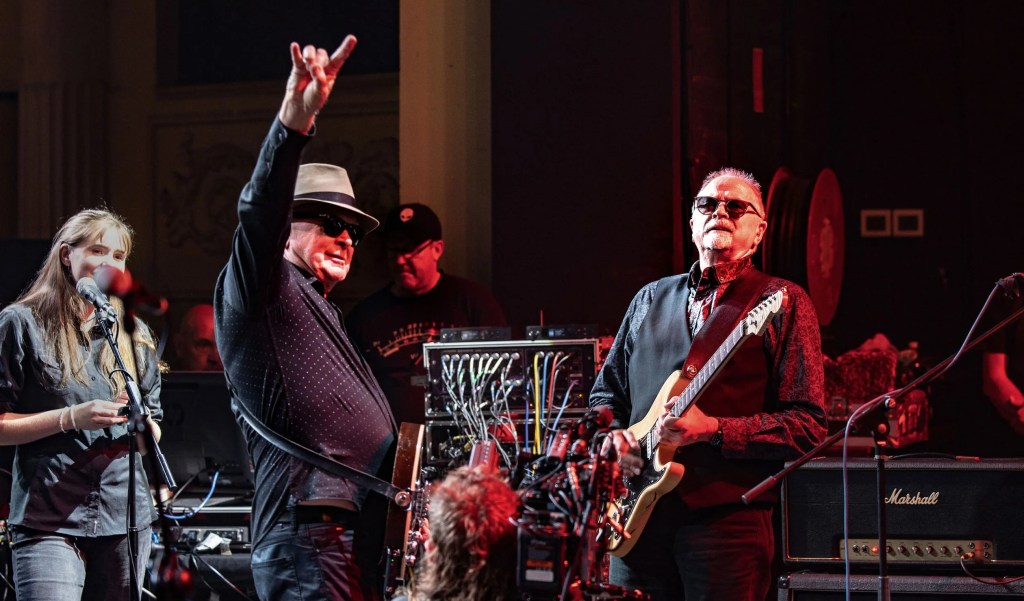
[610,494,774,601]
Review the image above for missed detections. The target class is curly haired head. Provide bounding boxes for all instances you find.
[412,466,520,601]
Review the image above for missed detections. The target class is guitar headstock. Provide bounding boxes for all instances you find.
[742,288,788,336]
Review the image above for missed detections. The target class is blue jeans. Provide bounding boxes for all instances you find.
[251,519,380,601]
[610,494,774,601]
[11,526,152,601]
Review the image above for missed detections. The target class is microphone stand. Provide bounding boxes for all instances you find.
[95,309,182,601]
[743,301,1024,601]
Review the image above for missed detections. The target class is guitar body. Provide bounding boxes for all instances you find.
[382,422,425,597]
[607,370,691,557]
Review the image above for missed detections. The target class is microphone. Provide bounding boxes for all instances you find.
[94,266,169,316]
[76,277,117,326]
[996,273,1023,300]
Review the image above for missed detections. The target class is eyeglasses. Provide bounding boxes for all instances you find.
[293,212,364,246]
[385,239,434,260]
[693,196,764,219]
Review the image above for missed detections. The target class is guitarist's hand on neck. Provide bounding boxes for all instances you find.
[657,396,721,449]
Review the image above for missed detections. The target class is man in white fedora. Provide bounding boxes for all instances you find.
[214,35,396,601]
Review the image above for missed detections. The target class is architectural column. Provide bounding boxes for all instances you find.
[399,1,492,285]
[18,0,109,237]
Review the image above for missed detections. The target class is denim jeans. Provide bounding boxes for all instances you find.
[610,494,774,601]
[251,519,380,601]
[11,526,152,601]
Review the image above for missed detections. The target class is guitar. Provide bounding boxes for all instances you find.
[606,289,788,557]
[382,422,426,598]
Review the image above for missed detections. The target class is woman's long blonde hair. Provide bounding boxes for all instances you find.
[16,208,154,396]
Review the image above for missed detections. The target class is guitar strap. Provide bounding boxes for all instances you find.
[681,268,773,378]
[230,392,407,504]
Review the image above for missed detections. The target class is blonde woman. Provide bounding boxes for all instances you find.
[0,208,163,601]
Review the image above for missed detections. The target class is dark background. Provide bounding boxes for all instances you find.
[6,0,1022,357]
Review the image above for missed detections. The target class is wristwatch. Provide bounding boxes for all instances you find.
[709,422,724,449]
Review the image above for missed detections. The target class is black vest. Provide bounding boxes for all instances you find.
[628,271,782,508]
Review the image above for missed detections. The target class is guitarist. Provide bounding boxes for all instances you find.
[590,168,827,601]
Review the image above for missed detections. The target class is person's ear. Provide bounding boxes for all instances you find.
[60,243,71,267]
[753,220,767,248]
[433,239,445,259]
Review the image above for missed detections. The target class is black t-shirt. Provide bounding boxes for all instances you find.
[347,274,507,424]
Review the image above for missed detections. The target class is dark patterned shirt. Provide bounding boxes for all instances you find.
[590,260,826,459]
[687,257,754,336]
[214,119,396,548]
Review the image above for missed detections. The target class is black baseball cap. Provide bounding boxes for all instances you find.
[382,203,443,248]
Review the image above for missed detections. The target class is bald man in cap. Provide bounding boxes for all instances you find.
[214,35,395,601]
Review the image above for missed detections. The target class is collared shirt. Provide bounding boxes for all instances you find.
[0,304,162,536]
[214,119,396,549]
[687,257,755,336]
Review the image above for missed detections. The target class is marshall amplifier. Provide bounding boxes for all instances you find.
[782,457,1024,571]
[778,573,1024,600]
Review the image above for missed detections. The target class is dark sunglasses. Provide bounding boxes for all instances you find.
[693,196,764,219]
[385,239,435,259]
[293,212,364,246]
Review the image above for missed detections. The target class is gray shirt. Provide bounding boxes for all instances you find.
[0,303,162,536]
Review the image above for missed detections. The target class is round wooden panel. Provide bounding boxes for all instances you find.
[805,168,844,326]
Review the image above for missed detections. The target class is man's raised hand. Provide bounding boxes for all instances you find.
[278,35,358,134]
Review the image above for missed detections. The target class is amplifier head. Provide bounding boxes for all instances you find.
[782,457,1024,571]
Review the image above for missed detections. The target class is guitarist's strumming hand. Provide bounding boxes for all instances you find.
[657,396,721,449]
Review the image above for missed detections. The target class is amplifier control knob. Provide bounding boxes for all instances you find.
[940,546,951,555]
[926,545,935,555]
[897,545,908,555]
[954,546,963,555]
[885,545,894,555]
[912,545,922,555]
[850,544,860,554]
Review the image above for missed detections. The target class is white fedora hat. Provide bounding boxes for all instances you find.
[293,163,379,232]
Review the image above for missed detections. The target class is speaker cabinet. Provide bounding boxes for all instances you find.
[778,573,1024,600]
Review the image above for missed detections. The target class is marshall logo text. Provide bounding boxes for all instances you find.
[885,488,940,505]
